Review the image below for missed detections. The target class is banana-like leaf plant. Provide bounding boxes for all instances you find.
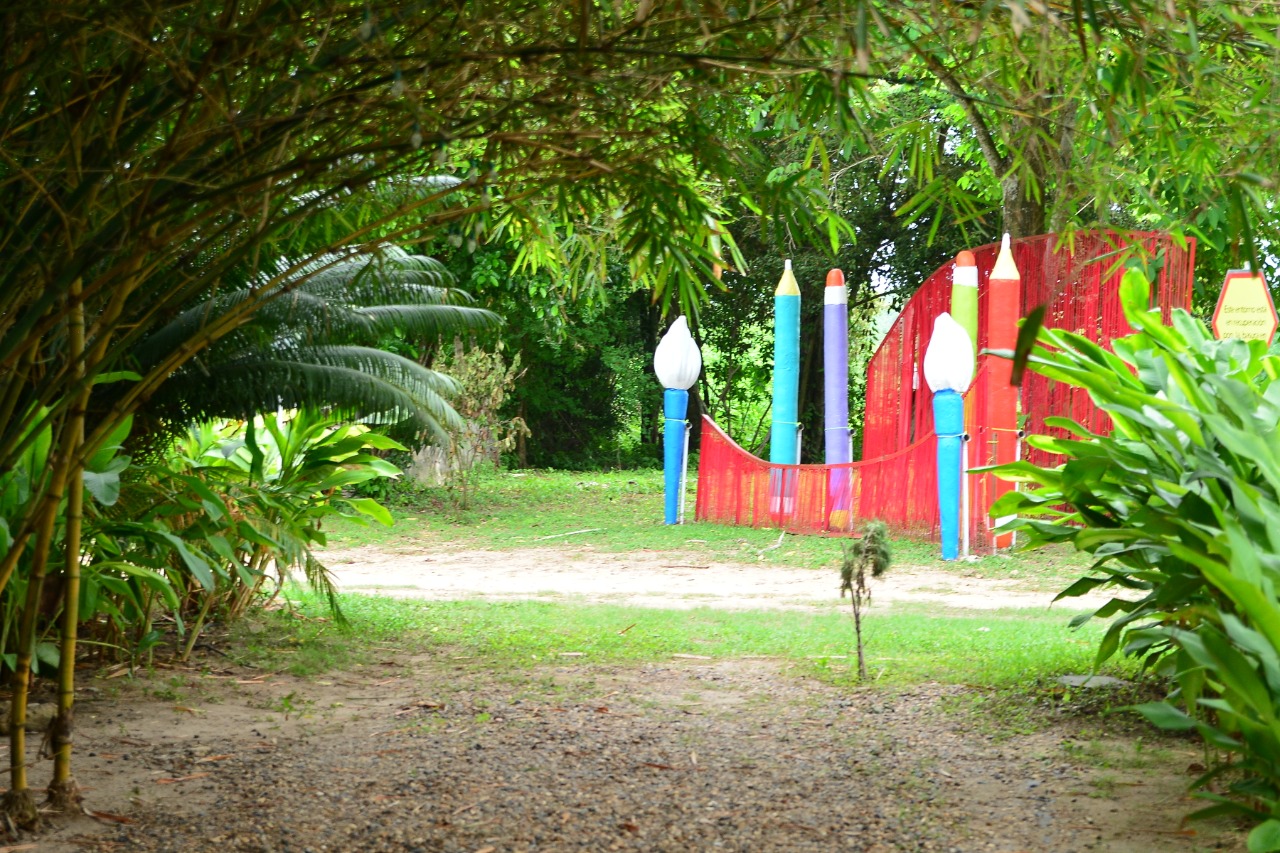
[990,267,1280,847]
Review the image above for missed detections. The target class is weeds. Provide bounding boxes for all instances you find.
[839,521,892,680]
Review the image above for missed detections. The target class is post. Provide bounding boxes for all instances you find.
[933,390,964,560]
[663,389,688,525]
[923,313,975,561]
[679,422,691,524]
[653,317,702,525]
[961,434,971,559]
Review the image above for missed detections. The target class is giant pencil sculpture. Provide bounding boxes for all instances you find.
[770,260,801,515]
[951,251,979,358]
[823,269,852,530]
[986,234,1020,548]
[951,250,979,555]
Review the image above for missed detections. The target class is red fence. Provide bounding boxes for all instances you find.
[695,231,1195,545]
[863,231,1195,470]
[695,416,940,537]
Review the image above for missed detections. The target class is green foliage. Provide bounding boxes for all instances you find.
[1131,616,1280,851]
[74,410,403,665]
[127,246,500,450]
[841,521,893,586]
[432,342,530,508]
[707,103,983,461]
[439,243,659,469]
[0,410,137,674]
[992,267,1280,838]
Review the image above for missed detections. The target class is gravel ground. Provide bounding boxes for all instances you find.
[36,656,1242,852]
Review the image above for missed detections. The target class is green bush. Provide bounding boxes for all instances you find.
[992,267,1280,850]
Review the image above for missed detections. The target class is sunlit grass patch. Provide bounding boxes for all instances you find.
[261,588,1128,690]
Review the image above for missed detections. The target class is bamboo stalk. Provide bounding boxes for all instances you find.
[2,440,69,828]
[0,344,35,439]
[3,286,81,824]
[49,278,87,809]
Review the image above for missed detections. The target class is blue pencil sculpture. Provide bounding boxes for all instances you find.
[769,259,801,516]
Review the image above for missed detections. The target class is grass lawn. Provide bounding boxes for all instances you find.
[262,591,1127,690]
[251,466,1148,733]
[261,467,1131,693]
[326,467,1092,590]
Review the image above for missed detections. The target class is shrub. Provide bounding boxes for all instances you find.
[992,267,1280,850]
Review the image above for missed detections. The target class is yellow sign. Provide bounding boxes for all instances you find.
[1213,270,1278,345]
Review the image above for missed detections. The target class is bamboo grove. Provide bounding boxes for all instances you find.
[0,0,867,825]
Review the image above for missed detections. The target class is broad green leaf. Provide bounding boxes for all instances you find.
[340,497,394,526]
[1132,701,1197,731]
[356,432,408,451]
[1247,819,1280,852]
[83,455,130,506]
[172,473,229,522]
[92,371,143,385]
[86,414,133,471]
[91,560,181,611]
[156,532,218,591]
[1054,576,1109,600]
[34,642,60,671]
[205,534,239,567]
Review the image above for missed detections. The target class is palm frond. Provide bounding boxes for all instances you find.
[351,304,498,339]
[128,246,498,444]
[154,349,465,443]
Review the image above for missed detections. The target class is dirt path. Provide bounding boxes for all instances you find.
[27,546,1244,852]
[322,544,1099,612]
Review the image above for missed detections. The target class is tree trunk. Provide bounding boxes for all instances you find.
[516,400,528,468]
[1001,173,1046,240]
[797,316,821,463]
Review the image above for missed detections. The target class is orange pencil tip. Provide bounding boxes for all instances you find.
[825,269,845,287]
[955,250,976,266]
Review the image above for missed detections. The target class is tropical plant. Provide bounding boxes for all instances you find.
[126,246,500,450]
[991,267,1280,848]
[839,521,892,681]
[164,411,404,620]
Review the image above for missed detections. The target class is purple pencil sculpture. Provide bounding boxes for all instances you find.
[823,269,852,530]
